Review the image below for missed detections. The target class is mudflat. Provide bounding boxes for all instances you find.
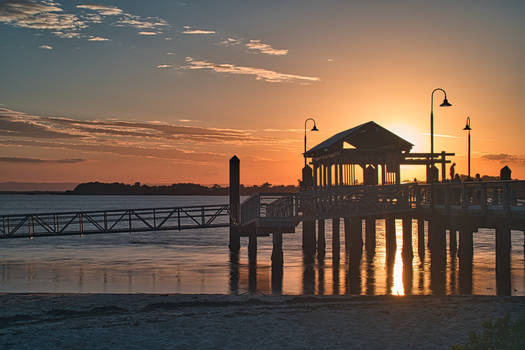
[1,294,524,350]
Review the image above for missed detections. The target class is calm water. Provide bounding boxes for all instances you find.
[1,195,523,295]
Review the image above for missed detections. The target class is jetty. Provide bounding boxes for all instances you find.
[1,121,524,295]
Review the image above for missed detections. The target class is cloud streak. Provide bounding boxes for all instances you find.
[246,39,288,56]
[182,26,215,34]
[181,57,319,84]
[0,157,85,164]
[482,154,525,164]
[76,4,123,16]
[39,44,53,50]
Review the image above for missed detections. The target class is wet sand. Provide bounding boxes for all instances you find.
[1,294,524,349]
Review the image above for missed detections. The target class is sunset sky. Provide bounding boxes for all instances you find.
[0,0,523,186]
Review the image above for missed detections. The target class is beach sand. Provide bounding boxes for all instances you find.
[1,294,524,349]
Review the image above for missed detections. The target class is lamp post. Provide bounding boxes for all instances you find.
[463,116,472,179]
[304,117,319,167]
[430,88,452,206]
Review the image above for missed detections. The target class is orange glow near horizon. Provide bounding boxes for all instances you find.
[0,1,523,186]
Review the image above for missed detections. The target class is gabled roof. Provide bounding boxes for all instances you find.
[306,121,413,157]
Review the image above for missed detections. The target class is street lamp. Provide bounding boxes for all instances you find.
[430,88,452,206]
[304,117,319,167]
[463,116,472,179]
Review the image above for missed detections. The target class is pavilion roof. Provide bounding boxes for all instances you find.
[306,121,413,158]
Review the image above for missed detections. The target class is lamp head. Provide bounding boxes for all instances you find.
[440,98,452,107]
[463,116,471,130]
[311,124,319,132]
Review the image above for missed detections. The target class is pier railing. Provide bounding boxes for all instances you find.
[239,181,525,224]
[0,204,230,239]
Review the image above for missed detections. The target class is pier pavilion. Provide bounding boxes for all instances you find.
[304,121,454,186]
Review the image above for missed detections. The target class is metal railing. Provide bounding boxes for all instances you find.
[0,204,230,239]
[239,181,525,224]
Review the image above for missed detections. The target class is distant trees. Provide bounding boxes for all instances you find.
[70,182,298,195]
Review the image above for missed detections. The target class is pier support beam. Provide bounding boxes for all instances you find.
[302,220,316,256]
[417,219,425,259]
[402,217,413,259]
[344,217,351,252]
[429,217,446,295]
[317,219,326,258]
[229,156,240,251]
[248,234,257,262]
[385,216,397,256]
[271,232,283,294]
[458,222,474,294]
[496,221,511,296]
[332,218,340,262]
[365,216,376,253]
[350,217,363,253]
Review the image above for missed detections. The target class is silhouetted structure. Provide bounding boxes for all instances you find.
[304,121,454,186]
[500,165,512,180]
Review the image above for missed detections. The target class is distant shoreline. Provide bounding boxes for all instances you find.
[0,181,299,196]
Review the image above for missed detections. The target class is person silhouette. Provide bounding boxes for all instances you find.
[450,163,456,181]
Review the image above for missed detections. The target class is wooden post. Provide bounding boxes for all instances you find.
[402,217,413,259]
[271,232,283,265]
[248,234,257,262]
[496,221,511,296]
[417,218,425,258]
[229,156,240,251]
[332,218,340,262]
[271,232,283,294]
[317,219,326,258]
[385,216,396,255]
[350,217,363,253]
[458,223,473,260]
[302,220,316,256]
[365,216,376,252]
[441,151,446,182]
[344,217,351,252]
[429,217,446,295]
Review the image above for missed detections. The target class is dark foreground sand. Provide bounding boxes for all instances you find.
[1,294,524,350]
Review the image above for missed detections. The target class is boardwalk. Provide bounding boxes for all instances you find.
[238,181,525,235]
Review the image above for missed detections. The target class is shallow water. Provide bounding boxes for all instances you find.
[1,195,523,295]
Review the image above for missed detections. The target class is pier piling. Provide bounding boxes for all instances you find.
[402,217,413,259]
[496,221,511,295]
[317,219,326,258]
[365,216,376,253]
[229,156,240,251]
[385,216,396,255]
[332,218,340,262]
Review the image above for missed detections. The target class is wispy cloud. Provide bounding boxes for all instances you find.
[116,14,168,29]
[482,153,525,164]
[138,31,157,35]
[88,36,110,41]
[0,157,85,164]
[52,31,82,39]
[39,44,53,50]
[76,4,123,16]
[157,64,172,68]
[219,37,241,46]
[0,107,281,163]
[182,25,215,34]
[246,39,288,56]
[181,57,320,84]
[0,0,85,32]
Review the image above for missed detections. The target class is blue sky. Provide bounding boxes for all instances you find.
[0,0,523,184]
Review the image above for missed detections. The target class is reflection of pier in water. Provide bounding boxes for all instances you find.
[227,219,499,296]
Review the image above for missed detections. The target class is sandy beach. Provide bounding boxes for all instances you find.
[1,294,524,349]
